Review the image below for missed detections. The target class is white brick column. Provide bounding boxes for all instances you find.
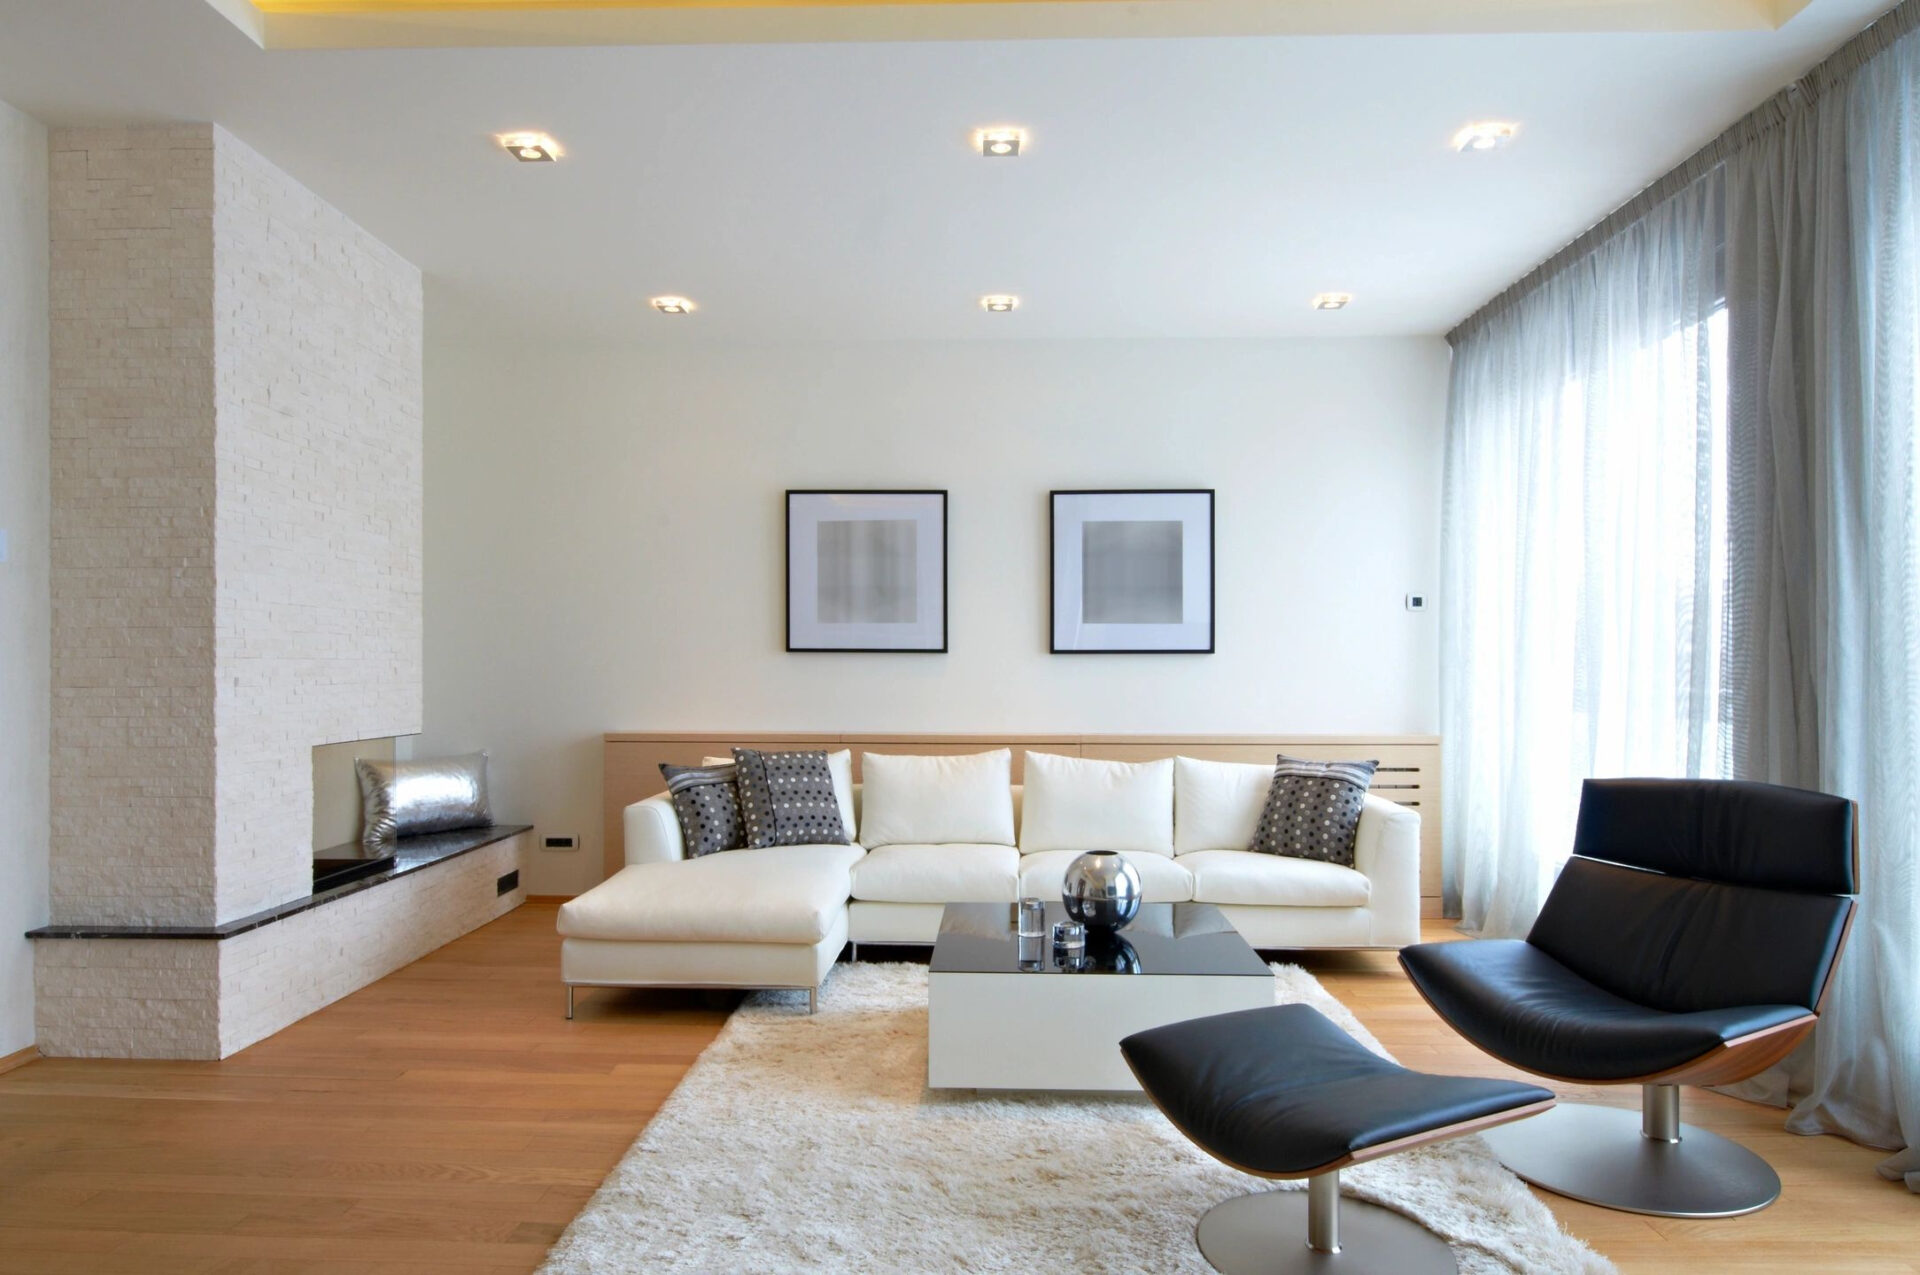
[42,124,436,1058]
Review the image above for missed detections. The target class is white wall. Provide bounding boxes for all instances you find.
[421,316,1449,895]
[0,99,50,1054]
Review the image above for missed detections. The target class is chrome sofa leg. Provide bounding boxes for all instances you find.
[565,984,575,1020]
[850,941,858,961]
[808,987,818,1015]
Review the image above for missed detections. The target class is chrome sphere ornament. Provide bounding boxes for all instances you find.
[1061,850,1143,930]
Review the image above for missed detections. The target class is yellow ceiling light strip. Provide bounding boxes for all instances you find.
[221,0,1807,49]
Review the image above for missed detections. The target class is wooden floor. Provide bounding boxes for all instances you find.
[0,906,1910,1274]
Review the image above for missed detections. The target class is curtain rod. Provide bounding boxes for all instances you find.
[1446,0,1920,346]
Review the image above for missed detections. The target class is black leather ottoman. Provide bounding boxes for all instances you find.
[1121,1003,1554,1274]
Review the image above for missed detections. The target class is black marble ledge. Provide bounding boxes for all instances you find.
[27,824,533,942]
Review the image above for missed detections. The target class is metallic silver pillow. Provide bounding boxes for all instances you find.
[357,752,491,845]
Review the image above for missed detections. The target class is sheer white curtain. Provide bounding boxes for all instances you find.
[1444,4,1920,1188]
[1721,19,1920,1189]
[1441,176,1728,937]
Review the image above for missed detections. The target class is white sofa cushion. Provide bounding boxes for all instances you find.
[851,844,1022,903]
[1017,849,1195,902]
[858,750,1015,847]
[1173,756,1274,854]
[705,749,856,844]
[558,843,861,945]
[1018,752,1175,856]
[1180,849,1371,909]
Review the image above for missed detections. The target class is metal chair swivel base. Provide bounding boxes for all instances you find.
[1196,1173,1457,1275]
[1479,1084,1781,1219]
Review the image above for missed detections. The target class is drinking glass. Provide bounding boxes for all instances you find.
[1052,920,1086,960]
[1017,897,1046,939]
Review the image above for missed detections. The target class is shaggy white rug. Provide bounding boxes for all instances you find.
[540,964,1614,1275]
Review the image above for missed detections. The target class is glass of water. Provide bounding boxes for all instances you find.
[1017,897,1046,939]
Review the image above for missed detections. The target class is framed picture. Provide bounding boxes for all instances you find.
[1051,489,1214,654]
[787,490,948,652]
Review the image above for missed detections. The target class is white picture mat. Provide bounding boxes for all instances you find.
[789,492,945,650]
[1053,491,1212,651]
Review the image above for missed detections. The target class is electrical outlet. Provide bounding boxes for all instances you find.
[542,834,580,852]
[1405,593,1428,611]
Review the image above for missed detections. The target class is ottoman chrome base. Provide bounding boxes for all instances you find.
[1197,1174,1456,1274]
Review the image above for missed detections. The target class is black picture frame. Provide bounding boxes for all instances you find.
[1049,489,1215,654]
[786,489,949,653]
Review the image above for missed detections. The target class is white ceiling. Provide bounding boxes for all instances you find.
[0,0,1895,342]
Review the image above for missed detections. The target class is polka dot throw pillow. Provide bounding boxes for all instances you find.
[659,762,747,857]
[731,748,851,849]
[1248,755,1379,867]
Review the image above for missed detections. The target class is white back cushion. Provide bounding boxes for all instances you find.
[1019,751,1175,857]
[705,749,857,844]
[1173,756,1274,854]
[858,750,1016,847]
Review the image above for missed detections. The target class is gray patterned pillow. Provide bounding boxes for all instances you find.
[1249,755,1378,867]
[659,762,746,857]
[731,748,850,848]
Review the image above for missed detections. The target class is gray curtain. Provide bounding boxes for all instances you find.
[1721,13,1920,1190]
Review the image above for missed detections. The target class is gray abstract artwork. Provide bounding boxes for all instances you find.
[817,519,919,623]
[1082,520,1183,623]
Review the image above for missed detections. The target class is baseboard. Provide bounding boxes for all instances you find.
[525,894,573,903]
[0,1044,41,1076]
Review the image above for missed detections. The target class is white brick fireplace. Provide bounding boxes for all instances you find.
[34,124,523,1059]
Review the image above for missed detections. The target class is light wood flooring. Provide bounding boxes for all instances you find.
[0,905,1910,1274]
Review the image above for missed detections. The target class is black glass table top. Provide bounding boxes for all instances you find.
[930,902,1272,977]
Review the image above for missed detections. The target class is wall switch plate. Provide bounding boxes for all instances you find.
[542,834,579,852]
[1405,593,1427,611]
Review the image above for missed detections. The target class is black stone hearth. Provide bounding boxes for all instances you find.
[313,844,397,892]
[28,825,531,942]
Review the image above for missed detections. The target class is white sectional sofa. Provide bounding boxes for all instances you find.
[557,749,1421,1013]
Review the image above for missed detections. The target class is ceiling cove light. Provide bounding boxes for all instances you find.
[499,131,561,162]
[1311,293,1353,311]
[1451,121,1517,153]
[973,127,1026,157]
[980,294,1020,312]
[650,296,694,314]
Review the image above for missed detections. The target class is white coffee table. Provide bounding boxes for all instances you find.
[926,901,1274,1092]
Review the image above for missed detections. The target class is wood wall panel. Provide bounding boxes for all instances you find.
[603,733,1443,914]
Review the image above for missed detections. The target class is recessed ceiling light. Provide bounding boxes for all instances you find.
[499,131,561,162]
[973,127,1026,158]
[650,296,694,315]
[980,294,1020,312]
[1311,293,1353,311]
[1451,121,1517,153]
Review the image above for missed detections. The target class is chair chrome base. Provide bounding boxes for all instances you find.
[1480,1092,1781,1219]
[1196,1176,1457,1275]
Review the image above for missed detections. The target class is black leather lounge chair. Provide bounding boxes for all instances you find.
[1400,778,1857,1218]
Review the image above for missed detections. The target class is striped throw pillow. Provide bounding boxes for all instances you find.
[659,762,747,857]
